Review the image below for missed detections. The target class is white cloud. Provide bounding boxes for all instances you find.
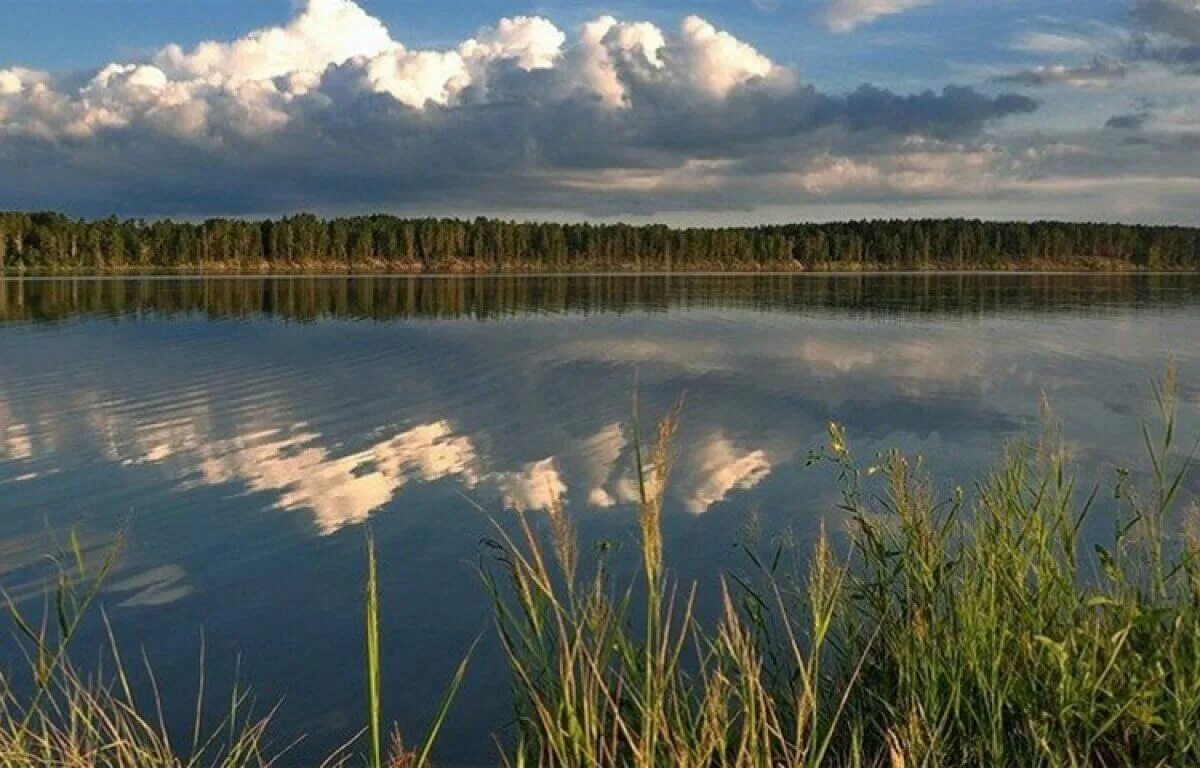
[674,15,785,97]
[0,68,46,97]
[788,143,1005,196]
[995,57,1128,88]
[574,16,667,107]
[824,0,935,33]
[154,0,393,83]
[359,49,471,108]
[580,422,628,507]
[14,0,1181,221]
[195,420,481,534]
[792,156,884,194]
[461,16,566,71]
[496,457,568,512]
[0,1,794,141]
[0,72,21,97]
[108,564,193,608]
[360,16,566,108]
[682,435,771,515]
[1012,31,1098,55]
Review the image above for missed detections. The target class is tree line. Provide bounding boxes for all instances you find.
[1,212,1198,271]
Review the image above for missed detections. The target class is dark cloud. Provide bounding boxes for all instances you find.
[1128,0,1200,73]
[0,69,1038,217]
[1134,0,1200,44]
[1105,112,1150,130]
[841,85,1037,134]
[1130,36,1200,74]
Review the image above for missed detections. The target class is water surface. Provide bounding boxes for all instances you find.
[1,274,1198,765]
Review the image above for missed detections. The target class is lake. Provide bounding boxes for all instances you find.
[1,273,1198,766]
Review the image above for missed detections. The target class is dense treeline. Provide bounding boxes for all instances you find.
[3,273,1198,324]
[1,212,1199,271]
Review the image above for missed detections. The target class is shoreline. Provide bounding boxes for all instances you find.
[3,267,1200,280]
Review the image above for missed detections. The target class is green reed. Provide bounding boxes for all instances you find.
[482,404,856,767]
[813,368,1200,767]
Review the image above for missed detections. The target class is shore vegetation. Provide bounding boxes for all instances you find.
[3,213,1199,273]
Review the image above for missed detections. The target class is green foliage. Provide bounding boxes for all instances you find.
[2,212,1199,271]
[810,372,1200,767]
[0,529,474,768]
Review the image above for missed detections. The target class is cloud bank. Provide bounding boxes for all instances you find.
[0,0,1050,218]
[0,0,1197,222]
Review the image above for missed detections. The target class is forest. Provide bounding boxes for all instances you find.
[1,212,1198,272]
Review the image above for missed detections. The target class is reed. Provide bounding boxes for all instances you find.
[481,405,859,767]
[0,532,279,768]
[0,529,472,768]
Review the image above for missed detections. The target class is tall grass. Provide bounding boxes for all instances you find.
[482,405,857,767]
[363,532,477,768]
[821,371,1200,767]
[0,533,279,767]
[483,374,1200,767]
[0,531,471,767]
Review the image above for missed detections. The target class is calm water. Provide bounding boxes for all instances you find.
[1,273,1199,766]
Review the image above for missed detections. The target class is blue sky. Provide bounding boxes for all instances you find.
[1,0,1197,223]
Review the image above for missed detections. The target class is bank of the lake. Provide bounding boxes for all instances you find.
[3,213,1200,273]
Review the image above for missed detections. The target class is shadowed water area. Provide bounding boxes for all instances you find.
[1,273,1199,766]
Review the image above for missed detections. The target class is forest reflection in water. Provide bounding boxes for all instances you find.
[2,272,1200,324]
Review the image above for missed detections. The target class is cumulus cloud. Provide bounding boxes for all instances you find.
[496,458,568,512]
[789,144,1005,197]
[682,435,771,515]
[824,0,935,33]
[0,4,796,143]
[574,17,667,107]
[580,423,629,507]
[158,0,393,82]
[194,420,482,534]
[0,0,1074,218]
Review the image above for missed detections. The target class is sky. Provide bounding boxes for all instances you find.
[0,0,1198,224]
